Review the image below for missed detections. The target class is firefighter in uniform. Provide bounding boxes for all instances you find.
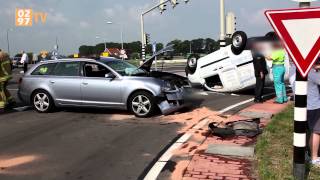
[0,50,14,112]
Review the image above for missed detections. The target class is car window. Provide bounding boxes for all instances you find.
[53,62,81,76]
[31,63,57,76]
[102,60,146,76]
[84,63,111,78]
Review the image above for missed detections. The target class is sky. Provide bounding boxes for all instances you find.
[0,0,319,55]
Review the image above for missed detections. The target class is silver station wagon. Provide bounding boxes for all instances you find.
[18,56,189,117]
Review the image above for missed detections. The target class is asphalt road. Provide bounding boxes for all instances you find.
[0,65,264,180]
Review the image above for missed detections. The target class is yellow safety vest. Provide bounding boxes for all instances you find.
[271,49,286,65]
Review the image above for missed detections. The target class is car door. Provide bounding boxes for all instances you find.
[80,62,123,107]
[50,61,82,106]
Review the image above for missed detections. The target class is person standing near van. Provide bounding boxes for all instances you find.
[20,51,29,73]
[253,51,268,103]
[267,43,288,104]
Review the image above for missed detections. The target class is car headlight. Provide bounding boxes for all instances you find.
[162,81,175,92]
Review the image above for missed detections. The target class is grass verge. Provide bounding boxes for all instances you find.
[256,105,320,179]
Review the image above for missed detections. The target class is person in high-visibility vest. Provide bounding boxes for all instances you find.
[267,43,288,104]
[0,50,14,112]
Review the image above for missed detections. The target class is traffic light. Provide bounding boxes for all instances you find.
[170,0,179,8]
[144,33,151,45]
[159,0,167,14]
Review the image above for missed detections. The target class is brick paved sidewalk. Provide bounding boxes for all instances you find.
[168,99,290,180]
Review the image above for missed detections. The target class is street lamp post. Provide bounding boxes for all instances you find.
[106,21,124,59]
[6,28,13,57]
[106,21,124,50]
[95,36,107,51]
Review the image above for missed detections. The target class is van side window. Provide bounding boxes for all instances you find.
[53,62,81,76]
[31,63,57,75]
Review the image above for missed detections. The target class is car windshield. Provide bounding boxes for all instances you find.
[102,60,146,76]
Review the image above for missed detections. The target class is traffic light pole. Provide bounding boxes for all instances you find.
[293,1,311,180]
[140,14,146,62]
[140,0,170,62]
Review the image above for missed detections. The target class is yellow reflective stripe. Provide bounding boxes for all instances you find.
[273,62,285,65]
[0,101,5,108]
[0,76,12,82]
[1,60,11,76]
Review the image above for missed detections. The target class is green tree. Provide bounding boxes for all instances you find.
[79,45,94,57]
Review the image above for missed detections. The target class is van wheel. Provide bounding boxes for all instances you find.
[186,54,199,75]
[231,31,247,55]
[32,90,54,113]
[129,91,156,118]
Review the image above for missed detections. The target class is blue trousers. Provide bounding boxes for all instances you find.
[272,65,288,103]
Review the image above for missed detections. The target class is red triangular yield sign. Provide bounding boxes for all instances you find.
[265,7,320,77]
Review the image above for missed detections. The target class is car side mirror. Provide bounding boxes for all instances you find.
[105,73,116,79]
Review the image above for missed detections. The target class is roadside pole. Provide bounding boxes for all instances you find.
[293,1,310,179]
[6,29,12,57]
[219,0,226,47]
[294,71,308,180]
[152,42,157,71]
[140,14,146,62]
[140,0,171,63]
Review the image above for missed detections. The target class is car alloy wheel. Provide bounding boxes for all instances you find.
[32,90,54,113]
[131,95,151,117]
[34,93,50,112]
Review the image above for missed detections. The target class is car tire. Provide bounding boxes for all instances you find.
[231,31,247,55]
[186,54,199,75]
[32,90,54,113]
[128,91,156,118]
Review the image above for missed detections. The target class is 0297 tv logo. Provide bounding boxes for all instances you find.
[15,9,47,27]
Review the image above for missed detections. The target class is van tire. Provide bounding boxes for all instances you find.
[231,31,247,55]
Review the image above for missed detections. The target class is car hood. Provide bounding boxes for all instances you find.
[149,71,189,88]
[138,45,174,72]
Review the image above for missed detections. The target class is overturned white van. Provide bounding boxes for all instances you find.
[185,31,290,92]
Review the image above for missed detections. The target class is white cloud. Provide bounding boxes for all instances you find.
[48,12,69,25]
[79,21,90,28]
[104,8,115,17]
[240,8,268,26]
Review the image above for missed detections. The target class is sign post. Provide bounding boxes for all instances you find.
[265,2,319,179]
[295,2,310,179]
[152,42,157,71]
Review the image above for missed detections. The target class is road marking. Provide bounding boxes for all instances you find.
[206,91,226,96]
[218,92,277,114]
[144,162,167,180]
[231,93,240,96]
[196,92,209,96]
[8,88,18,91]
[158,143,182,162]
[176,133,192,143]
[192,119,210,130]
[218,98,254,114]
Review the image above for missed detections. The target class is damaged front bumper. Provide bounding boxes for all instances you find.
[157,87,189,115]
